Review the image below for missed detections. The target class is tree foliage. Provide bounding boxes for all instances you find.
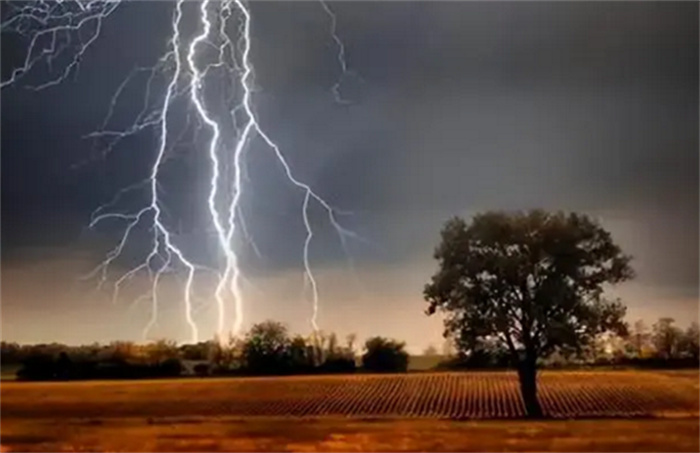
[651,318,683,359]
[239,321,357,375]
[682,322,700,361]
[628,320,653,358]
[241,320,293,374]
[424,210,634,416]
[362,337,409,372]
[650,318,699,361]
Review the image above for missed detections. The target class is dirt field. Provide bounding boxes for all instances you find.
[2,417,698,452]
[1,370,698,452]
[3,370,697,419]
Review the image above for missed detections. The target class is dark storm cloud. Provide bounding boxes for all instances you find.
[2,2,697,342]
[245,2,698,286]
[1,2,173,255]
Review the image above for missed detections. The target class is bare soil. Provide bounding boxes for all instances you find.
[2,370,698,452]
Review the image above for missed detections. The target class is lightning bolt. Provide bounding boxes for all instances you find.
[2,0,367,342]
[227,0,370,333]
[1,1,198,344]
[319,0,352,105]
[186,0,244,340]
[84,0,199,343]
[1,0,119,90]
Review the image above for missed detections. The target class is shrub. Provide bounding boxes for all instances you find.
[362,337,409,373]
[288,336,315,374]
[193,363,211,377]
[241,321,293,375]
[159,358,183,377]
[16,353,56,381]
[320,356,356,374]
[437,339,511,370]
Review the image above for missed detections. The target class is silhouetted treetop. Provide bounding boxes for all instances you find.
[424,210,634,417]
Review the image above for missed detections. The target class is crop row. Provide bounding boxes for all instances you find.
[2,371,696,420]
[211,372,699,419]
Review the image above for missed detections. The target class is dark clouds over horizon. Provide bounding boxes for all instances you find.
[2,1,697,345]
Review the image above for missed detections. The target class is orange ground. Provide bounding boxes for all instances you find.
[2,370,698,419]
[1,370,698,452]
[2,417,699,452]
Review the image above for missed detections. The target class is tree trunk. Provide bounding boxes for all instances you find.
[517,357,543,418]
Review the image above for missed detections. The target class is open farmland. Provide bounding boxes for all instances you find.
[2,418,699,452]
[2,370,698,419]
[2,370,698,452]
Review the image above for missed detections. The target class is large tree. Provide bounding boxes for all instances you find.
[424,210,633,417]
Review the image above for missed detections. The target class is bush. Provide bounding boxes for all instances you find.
[193,363,211,376]
[16,352,184,381]
[179,342,210,361]
[159,358,183,377]
[362,337,409,373]
[436,341,511,370]
[617,356,700,369]
[241,321,293,375]
[288,336,315,374]
[320,356,356,374]
[16,353,57,381]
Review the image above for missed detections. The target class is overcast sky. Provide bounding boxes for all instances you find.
[2,1,697,351]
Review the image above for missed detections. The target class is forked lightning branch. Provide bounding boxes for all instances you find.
[1,0,362,343]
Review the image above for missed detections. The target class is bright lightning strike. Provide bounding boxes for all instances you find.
[84,0,199,343]
[1,0,119,90]
[320,0,353,105]
[228,0,370,333]
[186,0,247,340]
[2,0,366,342]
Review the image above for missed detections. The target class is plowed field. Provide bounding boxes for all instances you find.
[2,370,697,419]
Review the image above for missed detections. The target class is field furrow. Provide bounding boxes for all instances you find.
[2,371,697,420]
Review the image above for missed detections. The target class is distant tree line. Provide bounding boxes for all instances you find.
[3,315,695,382]
[434,317,699,371]
[1,321,409,381]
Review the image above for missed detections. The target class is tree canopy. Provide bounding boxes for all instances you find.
[362,337,409,373]
[424,210,634,416]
